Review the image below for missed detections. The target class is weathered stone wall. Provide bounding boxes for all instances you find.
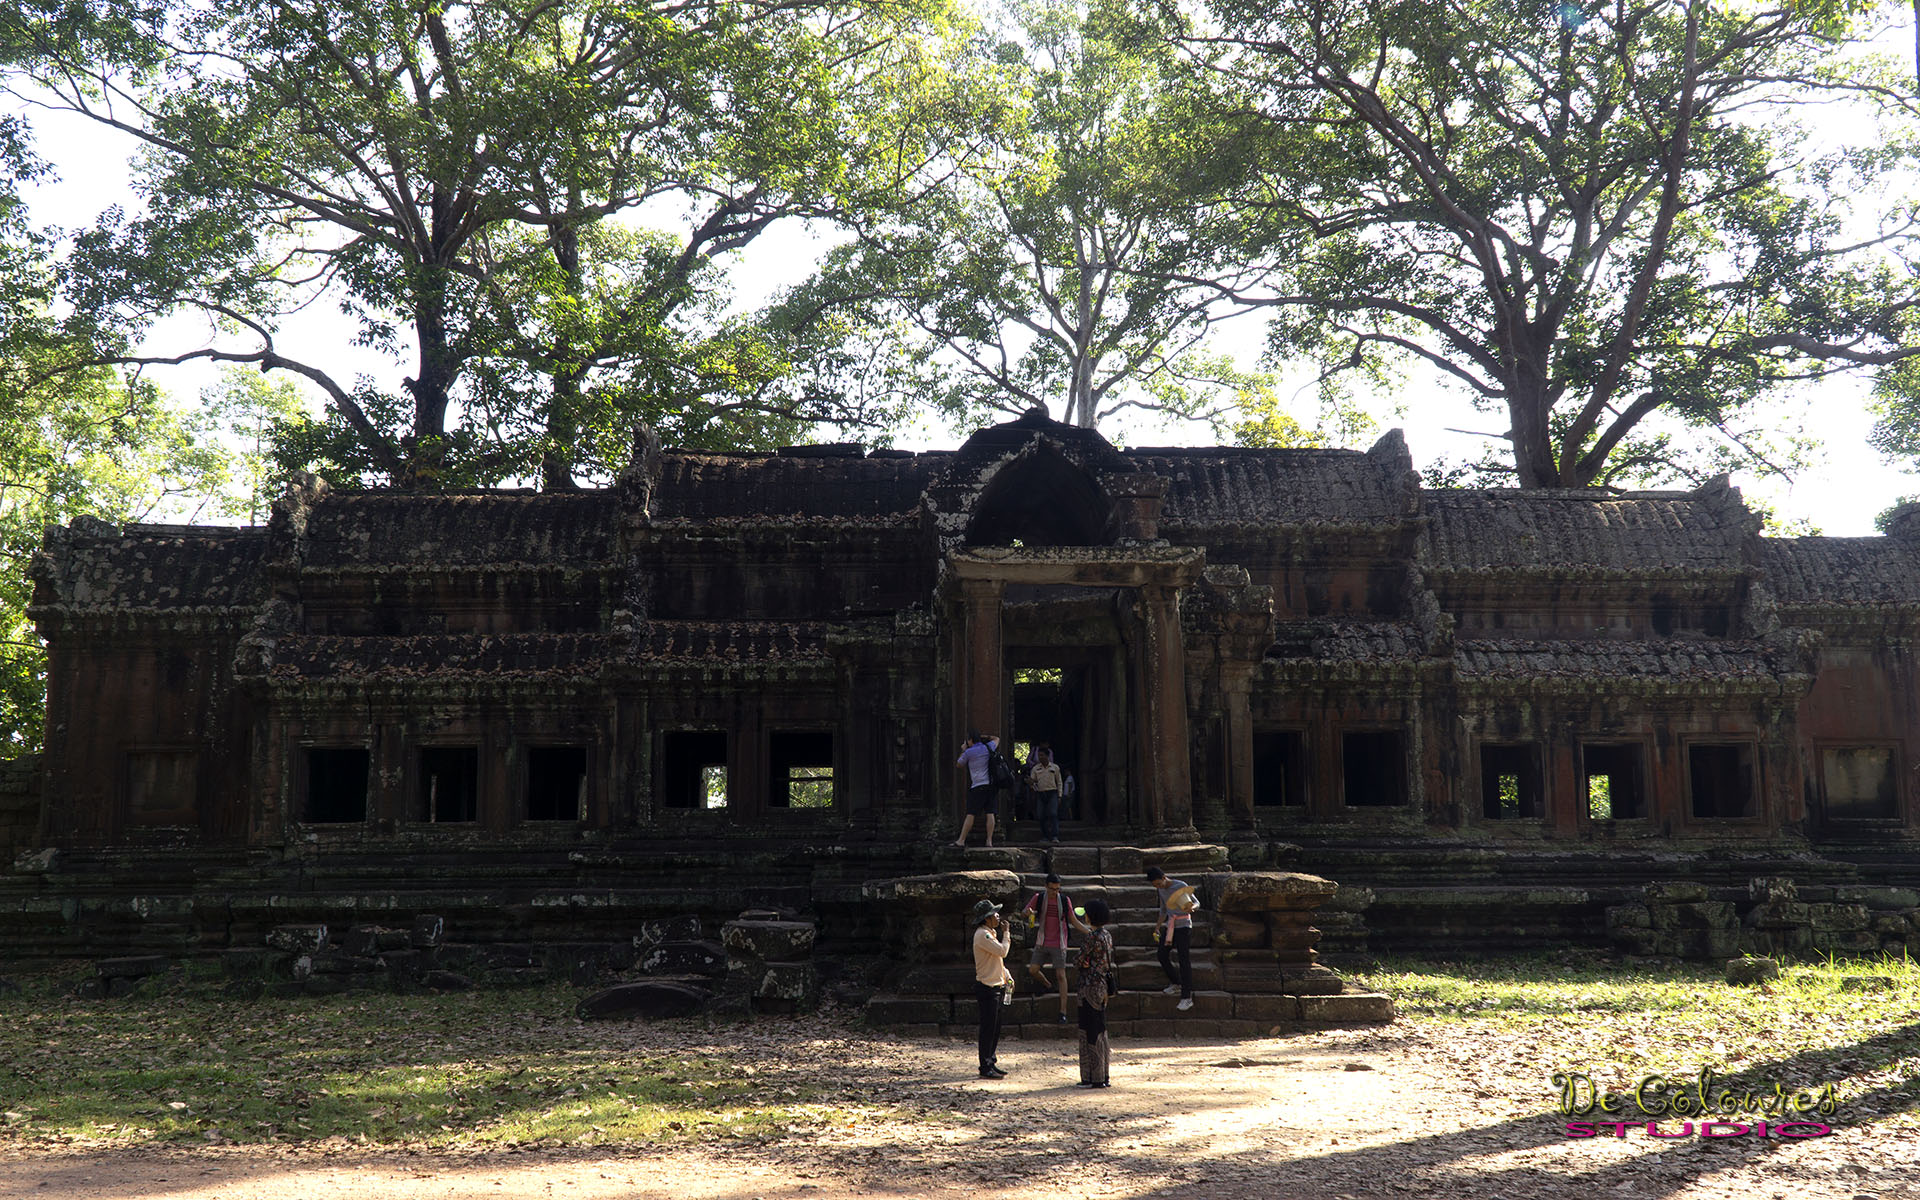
[0,756,40,863]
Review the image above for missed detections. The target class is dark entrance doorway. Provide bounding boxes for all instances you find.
[1007,655,1121,829]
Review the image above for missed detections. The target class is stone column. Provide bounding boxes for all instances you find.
[955,579,1006,743]
[1223,664,1256,829]
[1138,584,1193,832]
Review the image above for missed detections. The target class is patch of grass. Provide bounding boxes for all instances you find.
[0,966,819,1150]
[1360,951,1920,1126]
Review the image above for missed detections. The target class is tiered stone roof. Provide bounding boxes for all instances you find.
[299,492,617,567]
[648,452,939,523]
[1134,447,1414,531]
[1420,490,1746,573]
[35,524,269,610]
[1758,538,1920,608]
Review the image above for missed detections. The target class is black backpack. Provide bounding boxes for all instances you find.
[988,747,1016,789]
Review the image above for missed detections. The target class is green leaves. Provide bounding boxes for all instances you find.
[784,0,1287,434]
[1204,0,1920,487]
[15,0,966,489]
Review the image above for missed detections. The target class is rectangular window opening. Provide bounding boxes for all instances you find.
[1688,743,1756,820]
[305,747,369,824]
[1480,744,1543,820]
[527,746,588,822]
[662,731,729,809]
[127,750,198,825]
[1252,730,1307,807]
[414,747,479,823]
[770,731,835,809]
[1342,731,1405,807]
[1822,746,1898,821]
[1583,744,1646,820]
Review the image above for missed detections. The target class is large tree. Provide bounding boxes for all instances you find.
[1189,0,1920,488]
[0,138,248,749]
[9,0,957,488]
[788,0,1283,432]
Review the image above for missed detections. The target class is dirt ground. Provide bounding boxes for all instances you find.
[1,1020,1913,1200]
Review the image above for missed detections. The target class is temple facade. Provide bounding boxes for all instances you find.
[15,410,1920,957]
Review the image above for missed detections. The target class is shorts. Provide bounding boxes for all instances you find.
[966,783,997,816]
[1028,944,1069,970]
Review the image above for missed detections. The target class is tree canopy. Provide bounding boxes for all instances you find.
[1190,0,1920,488]
[781,0,1295,433]
[10,0,962,489]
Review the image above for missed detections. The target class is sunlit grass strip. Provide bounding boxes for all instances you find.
[0,973,821,1149]
[1363,952,1920,1128]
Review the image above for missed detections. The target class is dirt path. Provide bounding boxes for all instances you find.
[2,1025,1912,1200]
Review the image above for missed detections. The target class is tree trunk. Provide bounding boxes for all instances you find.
[1507,389,1560,489]
[403,274,457,490]
[541,372,585,492]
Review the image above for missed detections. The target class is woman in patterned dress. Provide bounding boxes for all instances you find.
[1070,898,1114,1087]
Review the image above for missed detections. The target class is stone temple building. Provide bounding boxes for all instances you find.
[10,409,1920,974]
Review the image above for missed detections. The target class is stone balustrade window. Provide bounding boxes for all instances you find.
[415,747,480,823]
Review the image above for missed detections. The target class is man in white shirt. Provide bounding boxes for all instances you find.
[970,899,1011,1078]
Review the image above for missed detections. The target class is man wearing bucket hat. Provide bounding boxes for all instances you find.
[969,899,1013,1078]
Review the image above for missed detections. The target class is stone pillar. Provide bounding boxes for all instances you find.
[1223,664,1256,830]
[955,579,1006,744]
[1138,584,1193,832]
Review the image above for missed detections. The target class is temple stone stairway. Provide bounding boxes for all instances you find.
[861,842,1394,1038]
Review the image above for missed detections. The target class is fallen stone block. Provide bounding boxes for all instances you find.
[750,962,818,1003]
[266,925,328,955]
[1606,903,1652,931]
[1299,992,1395,1024]
[95,955,170,980]
[722,920,816,963]
[344,926,411,955]
[637,940,729,977]
[410,915,445,949]
[310,952,381,976]
[421,970,473,992]
[634,915,703,946]
[1725,957,1780,985]
[576,981,710,1021]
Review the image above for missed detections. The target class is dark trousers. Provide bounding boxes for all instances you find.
[974,981,1003,1072]
[1036,791,1061,840]
[1158,925,1192,999]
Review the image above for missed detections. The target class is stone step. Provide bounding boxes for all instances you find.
[1112,958,1222,990]
[878,989,1395,1035]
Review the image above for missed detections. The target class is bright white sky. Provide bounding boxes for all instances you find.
[11,29,1920,536]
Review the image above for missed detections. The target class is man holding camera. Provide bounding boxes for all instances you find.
[969,899,1012,1078]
